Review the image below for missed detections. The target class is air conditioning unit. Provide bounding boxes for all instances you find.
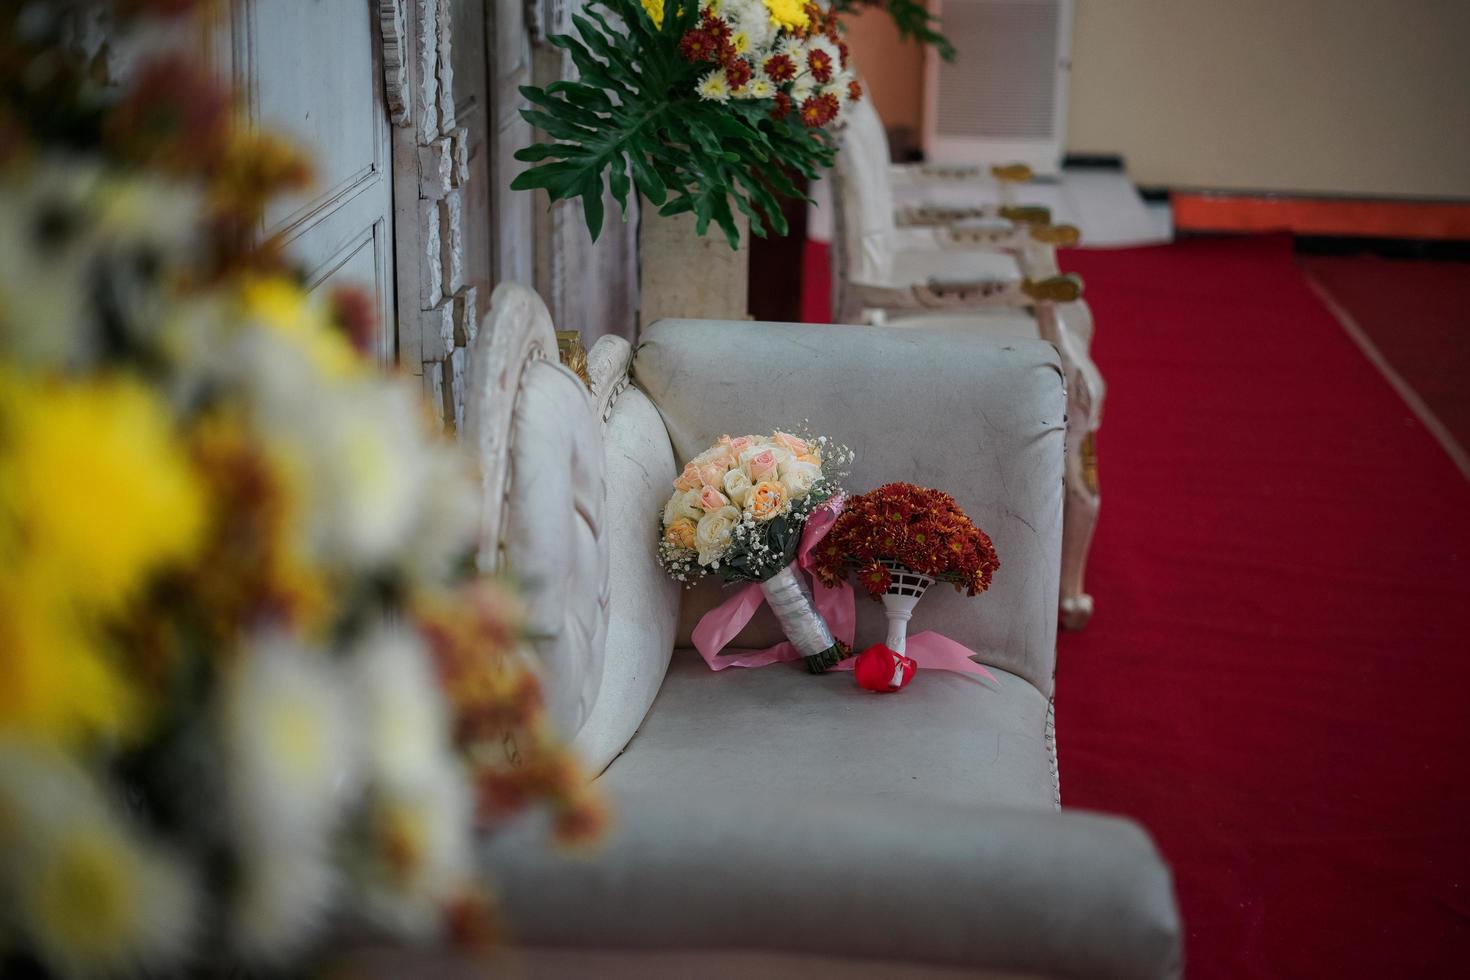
[922,0,1073,176]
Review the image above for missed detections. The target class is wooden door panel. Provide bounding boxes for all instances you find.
[231,0,397,361]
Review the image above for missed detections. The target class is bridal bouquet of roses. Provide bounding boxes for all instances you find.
[659,431,854,671]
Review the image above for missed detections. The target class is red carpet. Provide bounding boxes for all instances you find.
[1300,254,1470,459]
[1056,237,1470,978]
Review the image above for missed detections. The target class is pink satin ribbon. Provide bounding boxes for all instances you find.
[690,498,996,685]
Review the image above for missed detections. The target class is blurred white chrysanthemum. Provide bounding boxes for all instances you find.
[359,759,475,939]
[352,625,452,788]
[0,742,198,980]
[230,843,339,964]
[401,443,479,584]
[306,380,432,567]
[219,633,358,847]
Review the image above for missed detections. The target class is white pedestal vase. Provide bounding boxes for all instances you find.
[879,558,935,655]
[638,201,749,329]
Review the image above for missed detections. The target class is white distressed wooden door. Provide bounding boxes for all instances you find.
[226,0,399,362]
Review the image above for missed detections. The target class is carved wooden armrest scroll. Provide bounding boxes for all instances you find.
[898,204,994,227]
[913,273,1083,310]
[917,162,983,180]
[586,335,635,424]
[939,222,1081,250]
[999,204,1053,225]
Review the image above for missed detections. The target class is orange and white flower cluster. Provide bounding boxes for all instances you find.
[659,430,851,580]
[666,0,863,127]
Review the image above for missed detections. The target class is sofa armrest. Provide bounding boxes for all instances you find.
[480,786,1181,980]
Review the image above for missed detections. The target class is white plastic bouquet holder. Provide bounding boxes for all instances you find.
[879,558,936,654]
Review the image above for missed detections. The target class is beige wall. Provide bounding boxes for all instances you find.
[1066,0,1470,199]
[844,9,927,138]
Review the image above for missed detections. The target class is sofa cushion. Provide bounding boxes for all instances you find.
[570,385,681,775]
[634,319,1065,695]
[601,655,1057,811]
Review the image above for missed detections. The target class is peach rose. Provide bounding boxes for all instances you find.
[698,462,727,488]
[664,517,697,551]
[745,448,779,481]
[698,485,730,512]
[797,451,823,467]
[747,480,789,522]
[771,432,810,455]
[673,462,702,492]
[728,435,756,453]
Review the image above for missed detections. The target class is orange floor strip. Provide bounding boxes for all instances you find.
[1171,193,1470,240]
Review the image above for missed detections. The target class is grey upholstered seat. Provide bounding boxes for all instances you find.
[602,654,1057,811]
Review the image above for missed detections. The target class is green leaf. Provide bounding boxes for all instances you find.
[509,160,584,194]
[628,151,667,205]
[580,171,605,241]
[608,152,631,211]
[521,108,599,143]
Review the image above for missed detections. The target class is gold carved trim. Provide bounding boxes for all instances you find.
[1029,223,1082,247]
[556,330,591,388]
[1021,274,1084,304]
[990,163,1034,183]
[1081,432,1100,496]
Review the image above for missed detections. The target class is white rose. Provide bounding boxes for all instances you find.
[663,488,703,527]
[778,460,823,499]
[723,468,753,508]
[695,505,742,566]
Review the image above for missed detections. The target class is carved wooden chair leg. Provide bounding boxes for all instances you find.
[1060,429,1100,631]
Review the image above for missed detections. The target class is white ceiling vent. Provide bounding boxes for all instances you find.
[924,0,1073,176]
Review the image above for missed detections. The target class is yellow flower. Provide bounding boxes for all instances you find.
[762,0,810,32]
[0,372,203,745]
[0,372,207,614]
[641,0,665,28]
[0,574,141,745]
[240,276,362,380]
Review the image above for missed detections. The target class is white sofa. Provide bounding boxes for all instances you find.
[467,284,1179,978]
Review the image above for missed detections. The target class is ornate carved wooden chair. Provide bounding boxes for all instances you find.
[831,103,1104,630]
[456,283,1179,977]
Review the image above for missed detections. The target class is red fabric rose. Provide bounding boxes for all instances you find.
[854,644,916,693]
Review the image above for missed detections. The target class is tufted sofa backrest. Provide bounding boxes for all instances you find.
[468,284,610,743]
[468,284,679,775]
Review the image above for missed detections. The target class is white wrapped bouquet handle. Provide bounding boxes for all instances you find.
[760,563,846,673]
